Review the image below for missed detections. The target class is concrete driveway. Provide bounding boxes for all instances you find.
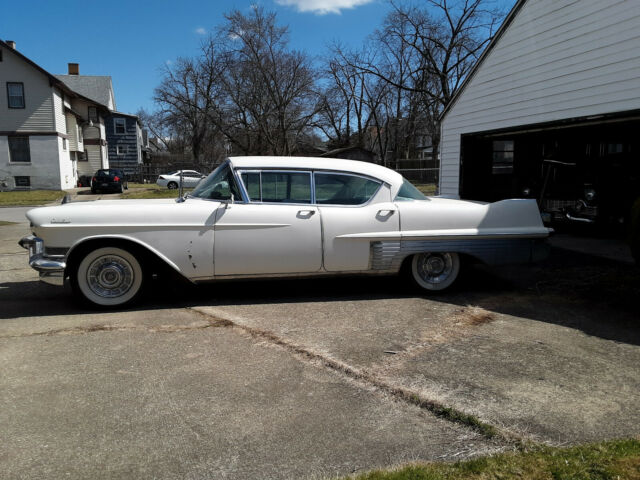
[1,217,639,479]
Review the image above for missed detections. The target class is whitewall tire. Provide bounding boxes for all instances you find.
[411,252,460,291]
[74,247,144,307]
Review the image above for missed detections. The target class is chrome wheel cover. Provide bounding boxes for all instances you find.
[415,253,454,285]
[86,255,135,298]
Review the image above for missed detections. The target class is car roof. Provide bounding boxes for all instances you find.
[228,156,402,186]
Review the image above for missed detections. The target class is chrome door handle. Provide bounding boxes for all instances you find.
[298,210,316,216]
[377,209,395,216]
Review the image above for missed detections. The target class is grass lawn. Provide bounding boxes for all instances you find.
[120,183,193,199]
[0,221,18,226]
[414,183,437,196]
[0,190,66,207]
[347,438,640,480]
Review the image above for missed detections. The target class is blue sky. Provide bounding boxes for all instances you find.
[2,0,515,114]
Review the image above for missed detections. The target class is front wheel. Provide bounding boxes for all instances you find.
[410,252,460,291]
[71,246,144,307]
[167,181,178,190]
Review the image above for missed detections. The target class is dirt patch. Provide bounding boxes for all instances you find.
[0,317,232,339]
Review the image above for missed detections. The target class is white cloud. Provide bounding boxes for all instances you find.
[275,0,374,14]
[195,27,207,35]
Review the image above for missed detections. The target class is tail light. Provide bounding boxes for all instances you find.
[114,176,120,182]
[92,177,96,182]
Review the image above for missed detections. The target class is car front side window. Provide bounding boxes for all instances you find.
[190,163,241,200]
[314,173,381,205]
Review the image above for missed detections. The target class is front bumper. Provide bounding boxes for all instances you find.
[18,235,66,286]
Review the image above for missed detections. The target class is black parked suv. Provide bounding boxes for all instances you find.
[91,169,129,194]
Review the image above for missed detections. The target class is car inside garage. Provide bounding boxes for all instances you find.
[459,112,640,235]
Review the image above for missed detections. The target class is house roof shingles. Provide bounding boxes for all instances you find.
[54,74,116,110]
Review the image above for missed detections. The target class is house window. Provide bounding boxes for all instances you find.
[80,149,88,162]
[492,140,514,174]
[7,82,25,108]
[62,137,67,150]
[8,136,30,163]
[14,176,30,188]
[116,145,127,155]
[88,106,98,123]
[114,118,126,134]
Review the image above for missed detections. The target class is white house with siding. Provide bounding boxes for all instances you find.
[439,0,640,201]
[0,41,109,190]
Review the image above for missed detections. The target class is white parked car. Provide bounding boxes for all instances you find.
[20,157,551,307]
[156,170,206,189]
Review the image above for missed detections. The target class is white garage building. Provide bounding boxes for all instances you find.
[439,0,640,222]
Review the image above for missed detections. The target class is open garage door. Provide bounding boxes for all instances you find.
[460,113,640,232]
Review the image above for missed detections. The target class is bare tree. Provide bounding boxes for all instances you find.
[210,6,319,156]
[338,0,503,161]
[153,42,224,161]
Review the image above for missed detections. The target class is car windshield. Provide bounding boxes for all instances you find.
[394,179,428,201]
[190,163,242,200]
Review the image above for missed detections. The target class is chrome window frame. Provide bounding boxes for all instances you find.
[234,167,387,207]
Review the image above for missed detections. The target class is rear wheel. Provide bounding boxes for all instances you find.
[167,181,178,190]
[71,246,144,307]
[118,183,124,194]
[410,252,460,291]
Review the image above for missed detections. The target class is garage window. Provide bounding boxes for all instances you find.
[492,140,514,174]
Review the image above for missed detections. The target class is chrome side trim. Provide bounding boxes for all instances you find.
[565,213,596,224]
[370,238,549,271]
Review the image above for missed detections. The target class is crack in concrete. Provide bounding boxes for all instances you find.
[1,305,519,446]
[0,318,232,339]
[186,307,519,445]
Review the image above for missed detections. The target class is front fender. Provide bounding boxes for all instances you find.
[65,235,190,281]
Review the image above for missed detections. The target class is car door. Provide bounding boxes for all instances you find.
[214,170,323,275]
[315,172,399,271]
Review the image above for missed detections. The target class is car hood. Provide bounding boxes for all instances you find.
[25,198,214,228]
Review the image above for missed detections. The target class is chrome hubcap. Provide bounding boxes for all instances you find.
[417,253,453,284]
[87,255,134,298]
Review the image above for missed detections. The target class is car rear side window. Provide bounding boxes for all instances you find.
[314,173,381,205]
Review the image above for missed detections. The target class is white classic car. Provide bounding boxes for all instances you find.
[20,157,551,307]
[156,170,206,189]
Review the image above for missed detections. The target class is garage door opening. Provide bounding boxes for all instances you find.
[460,114,640,233]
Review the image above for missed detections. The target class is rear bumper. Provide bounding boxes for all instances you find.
[18,235,66,286]
[92,181,122,191]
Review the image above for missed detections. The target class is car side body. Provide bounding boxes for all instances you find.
[20,156,551,307]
